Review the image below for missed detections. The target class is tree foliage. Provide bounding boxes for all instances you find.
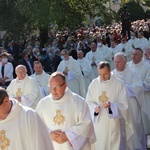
[118,1,145,22]
[0,0,109,40]
[0,0,50,40]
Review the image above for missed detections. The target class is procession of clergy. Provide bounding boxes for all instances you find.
[1,31,150,150]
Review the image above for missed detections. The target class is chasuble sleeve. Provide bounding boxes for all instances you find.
[26,110,54,150]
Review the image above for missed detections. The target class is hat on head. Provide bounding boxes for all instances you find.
[0,52,10,58]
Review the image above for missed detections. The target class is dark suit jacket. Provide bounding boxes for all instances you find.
[19,58,34,75]
[52,55,62,71]
[31,54,38,62]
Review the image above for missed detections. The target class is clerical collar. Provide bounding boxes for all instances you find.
[8,101,13,114]
[17,75,27,83]
[17,79,24,83]
[100,76,111,83]
[132,59,143,67]
[145,59,150,63]
[116,65,127,73]
[52,94,65,101]
[78,59,83,62]
[35,72,42,76]
[17,80,22,83]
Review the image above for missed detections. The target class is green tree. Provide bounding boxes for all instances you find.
[0,0,110,45]
[118,1,145,21]
[0,0,50,40]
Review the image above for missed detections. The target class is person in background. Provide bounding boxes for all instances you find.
[57,49,86,98]
[69,45,77,60]
[19,49,34,76]
[113,53,146,150]
[6,65,43,109]
[136,31,150,52]
[127,48,150,147]
[77,50,94,93]
[128,31,139,49]
[31,47,40,62]
[40,48,52,74]
[121,5,131,39]
[116,36,133,62]
[0,52,13,87]
[85,43,104,78]
[31,61,50,96]
[144,47,150,65]
[52,49,62,72]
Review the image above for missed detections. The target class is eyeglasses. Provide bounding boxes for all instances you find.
[50,82,66,90]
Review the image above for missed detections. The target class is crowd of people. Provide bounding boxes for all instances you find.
[0,18,150,150]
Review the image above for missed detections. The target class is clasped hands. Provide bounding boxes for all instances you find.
[102,102,111,108]
[63,70,68,75]
[95,102,111,113]
[15,97,22,102]
[91,62,96,66]
[50,130,68,144]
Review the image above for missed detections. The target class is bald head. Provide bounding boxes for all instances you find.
[15,65,27,80]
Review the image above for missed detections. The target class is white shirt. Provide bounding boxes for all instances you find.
[0,62,13,82]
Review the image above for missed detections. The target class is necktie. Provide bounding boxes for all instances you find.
[1,65,4,78]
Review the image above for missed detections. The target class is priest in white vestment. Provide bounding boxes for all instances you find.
[127,48,150,137]
[113,53,146,150]
[31,61,50,96]
[57,49,86,98]
[128,32,139,49]
[86,61,133,150]
[0,88,54,150]
[136,31,150,52]
[144,47,150,65]
[96,37,112,64]
[109,40,119,69]
[77,50,94,93]
[116,37,133,62]
[6,65,43,109]
[85,43,104,78]
[36,72,96,150]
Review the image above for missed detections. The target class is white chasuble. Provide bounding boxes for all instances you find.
[85,50,104,78]
[116,43,133,62]
[6,75,43,109]
[0,100,54,150]
[57,56,86,98]
[31,70,50,96]
[97,45,112,64]
[77,58,94,93]
[86,73,133,150]
[36,88,96,150]
[128,60,150,134]
[113,65,145,149]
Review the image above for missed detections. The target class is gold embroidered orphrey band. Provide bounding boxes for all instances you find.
[16,88,23,97]
[0,130,10,150]
[99,91,109,103]
[53,109,65,126]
